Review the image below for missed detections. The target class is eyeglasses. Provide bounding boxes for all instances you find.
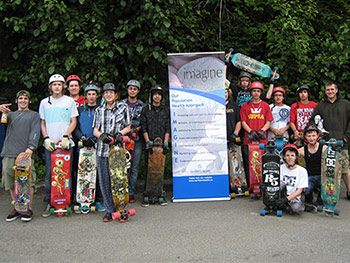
[128,87,138,91]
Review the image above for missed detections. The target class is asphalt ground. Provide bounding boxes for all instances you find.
[1,181,350,263]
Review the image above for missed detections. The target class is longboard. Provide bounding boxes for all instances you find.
[12,153,31,214]
[248,136,264,199]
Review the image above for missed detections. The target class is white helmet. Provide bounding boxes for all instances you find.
[48,74,65,86]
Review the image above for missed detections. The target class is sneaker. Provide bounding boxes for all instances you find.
[42,204,51,218]
[6,209,20,222]
[102,213,112,222]
[346,191,350,200]
[21,210,33,222]
[304,203,316,213]
[95,202,106,212]
[129,195,136,203]
[159,198,168,206]
[141,200,149,207]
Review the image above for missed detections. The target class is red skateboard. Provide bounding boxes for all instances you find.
[248,136,264,199]
[50,141,72,216]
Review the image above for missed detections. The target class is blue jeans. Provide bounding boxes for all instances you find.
[304,175,321,195]
[128,140,143,195]
[44,148,73,204]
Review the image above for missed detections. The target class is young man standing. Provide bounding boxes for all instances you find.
[240,81,273,186]
[73,83,105,212]
[290,85,317,146]
[140,84,170,206]
[267,87,290,141]
[67,74,85,107]
[39,74,78,217]
[93,83,130,222]
[0,91,40,222]
[311,82,350,200]
[121,80,146,203]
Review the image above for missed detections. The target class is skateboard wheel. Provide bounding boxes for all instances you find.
[259,144,265,150]
[74,205,79,211]
[230,193,236,199]
[128,208,136,216]
[11,201,15,205]
[320,139,325,145]
[112,212,121,220]
[50,208,55,215]
[244,191,249,197]
[317,205,323,212]
[260,209,266,216]
[334,209,340,216]
[276,210,283,217]
[66,207,72,214]
[250,194,254,199]
[91,206,96,212]
[81,209,90,215]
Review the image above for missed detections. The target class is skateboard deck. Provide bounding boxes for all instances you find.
[225,48,279,79]
[109,138,135,222]
[50,141,72,216]
[74,146,97,214]
[12,153,31,214]
[317,138,343,216]
[248,137,264,199]
[228,142,248,198]
[144,137,166,204]
[260,142,283,216]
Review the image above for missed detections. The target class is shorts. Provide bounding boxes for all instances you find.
[1,157,36,191]
[340,148,349,174]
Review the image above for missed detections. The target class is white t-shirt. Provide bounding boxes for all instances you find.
[280,164,308,200]
[268,104,290,140]
[39,95,79,144]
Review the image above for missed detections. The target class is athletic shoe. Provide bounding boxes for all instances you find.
[159,198,167,206]
[102,213,112,222]
[21,210,33,222]
[42,204,51,218]
[6,209,20,222]
[129,195,136,203]
[304,203,316,213]
[141,200,150,207]
[95,202,106,212]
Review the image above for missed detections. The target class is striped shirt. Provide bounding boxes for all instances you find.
[93,101,130,157]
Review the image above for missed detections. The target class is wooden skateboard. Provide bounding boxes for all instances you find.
[260,142,283,216]
[144,137,166,204]
[248,136,264,199]
[74,145,97,214]
[12,153,31,214]
[225,48,279,79]
[317,138,343,216]
[50,141,72,216]
[228,142,249,198]
[110,137,135,222]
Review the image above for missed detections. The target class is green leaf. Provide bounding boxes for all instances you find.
[48,66,55,75]
[33,29,40,37]
[12,52,19,60]
[85,40,92,48]
[163,21,171,28]
[14,25,20,32]
[108,51,114,58]
[136,45,143,53]
[79,0,85,4]
[40,24,47,32]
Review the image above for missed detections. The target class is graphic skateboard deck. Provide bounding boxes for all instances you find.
[248,136,264,199]
[12,153,31,214]
[317,138,343,216]
[228,142,248,198]
[109,137,135,222]
[260,142,283,216]
[50,141,72,216]
[225,48,279,79]
[74,146,97,214]
[144,137,166,204]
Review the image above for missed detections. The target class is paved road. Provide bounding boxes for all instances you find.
[1,182,350,263]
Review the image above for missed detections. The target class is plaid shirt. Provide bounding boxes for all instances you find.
[93,100,130,157]
[121,98,146,141]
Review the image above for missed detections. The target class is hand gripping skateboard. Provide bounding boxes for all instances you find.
[248,135,264,199]
[228,142,249,198]
[144,137,166,205]
[109,136,136,222]
[259,142,283,217]
[225,48,279,80]
[74,142,97,214]
[50,141,72,216]
[12,153,31,214]
[317,138,343,216]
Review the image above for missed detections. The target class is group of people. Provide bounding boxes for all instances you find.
[226,71,350,214]
[0,74,170,222]
[1,69,350,222]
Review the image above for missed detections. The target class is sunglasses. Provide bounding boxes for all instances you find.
[128,87,138,91]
